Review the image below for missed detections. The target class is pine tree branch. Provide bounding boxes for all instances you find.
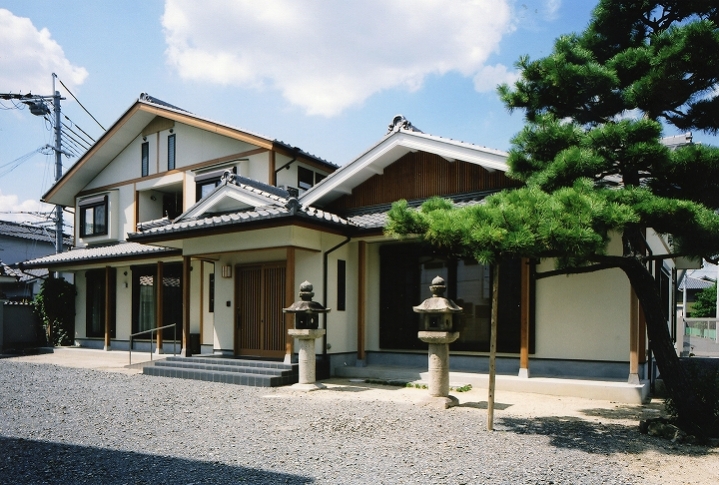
[534,257,628,280]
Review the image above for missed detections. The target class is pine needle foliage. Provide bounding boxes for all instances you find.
[388,0,719,439]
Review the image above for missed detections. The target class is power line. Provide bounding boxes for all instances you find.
[63,114,96,143]
[56,77,105,131]
[61,122,91,149]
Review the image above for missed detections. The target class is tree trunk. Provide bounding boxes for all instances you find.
[620,257,705,436]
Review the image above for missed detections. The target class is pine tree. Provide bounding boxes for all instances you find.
[387,0,719,438]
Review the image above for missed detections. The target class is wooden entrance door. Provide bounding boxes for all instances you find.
[234,263,286,358]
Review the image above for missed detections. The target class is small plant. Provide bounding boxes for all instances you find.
[453,384,473,392]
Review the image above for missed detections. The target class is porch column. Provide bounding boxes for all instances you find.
[155,261,164,354]
[518,258,530,378]
[629,288,640,384]
[181,256,192,357]
[357,241,366,366]
[104,266,111,351]
[284,247,296,364]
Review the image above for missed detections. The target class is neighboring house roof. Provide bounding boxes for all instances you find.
[299,115,509,208]
[0,220,72,247]
[19,242,180,269]
[679,275,715,291]
[43,93,337,207]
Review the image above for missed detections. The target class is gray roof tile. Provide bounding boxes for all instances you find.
[20,242,178,269]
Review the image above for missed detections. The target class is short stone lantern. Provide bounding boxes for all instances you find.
[414,276,462,408]
[284,281,330,391]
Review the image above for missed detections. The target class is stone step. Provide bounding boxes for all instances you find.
[153,359,295,377]
[143,357,298,387]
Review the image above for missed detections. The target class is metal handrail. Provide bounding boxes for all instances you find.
[129,323,177,365]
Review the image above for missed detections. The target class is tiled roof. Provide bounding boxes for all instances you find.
[679,275,715,291]
[343,191,497,230]
[130,202,353,239]
[19,242,179,269]
[0,220,72,246]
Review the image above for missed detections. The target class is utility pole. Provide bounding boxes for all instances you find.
[0,73,66,254]
[53,74,63,255]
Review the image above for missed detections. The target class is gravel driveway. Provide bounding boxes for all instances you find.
[0,359,716,484]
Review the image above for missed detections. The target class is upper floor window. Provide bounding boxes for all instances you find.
[141,142,149,177]
[195,167,236,202]
[79,195,108,237]
[298,166,326,191]
[168,134,176,171]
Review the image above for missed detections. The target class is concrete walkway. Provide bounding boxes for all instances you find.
[1,346,167,374]
[336,364,651,404]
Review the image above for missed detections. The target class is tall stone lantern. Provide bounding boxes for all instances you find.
[284,281,330,391]
[414,276,462,408]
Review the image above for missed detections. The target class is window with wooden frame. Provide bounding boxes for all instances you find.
[195,167,236,202]
[79,194,108,237]
[141,141,149,177]
[167,134,176,171]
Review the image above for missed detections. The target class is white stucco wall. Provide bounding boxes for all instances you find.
[322,242,359,354]
[534,263,630,362]
[201,261,215,346]
[115,265,133,340]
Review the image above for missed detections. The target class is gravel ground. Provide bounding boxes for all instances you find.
[0,360,716,485]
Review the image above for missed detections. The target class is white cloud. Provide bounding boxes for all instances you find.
[473,64,520,93]
[0,9,88,95]
[162,0,514,116]
[0,189,55,224]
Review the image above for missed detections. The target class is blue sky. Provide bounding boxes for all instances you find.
[0,1,714,227]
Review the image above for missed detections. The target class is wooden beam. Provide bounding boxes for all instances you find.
[519,258,530,377]
[284,247,296,361]
[357,241,366,362]
[156,261,164,353]
[182,256,192,357]
[104,266,111,351]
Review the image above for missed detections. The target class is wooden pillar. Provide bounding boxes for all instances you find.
[182,256,192,357]
[155,261,164,354]
[357,241,366,364]
[518,258,530,378]
[104,266,111,351]
[284,247,296,363]
[629,288,640,384]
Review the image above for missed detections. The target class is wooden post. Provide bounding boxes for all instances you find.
[284,247,296,363]
[519,258,530,377]
[357,241,366,363]
[155,261,164,354]
[629,288,640,384]
[488,263,499,431]
[104,266,111,351]
[182,256,192,357]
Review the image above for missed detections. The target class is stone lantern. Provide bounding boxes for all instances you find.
[284,281,330,391]
[413,276,462,408]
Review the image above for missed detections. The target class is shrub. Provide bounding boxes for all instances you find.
[34,277,76,346]
[665,360,719,439]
